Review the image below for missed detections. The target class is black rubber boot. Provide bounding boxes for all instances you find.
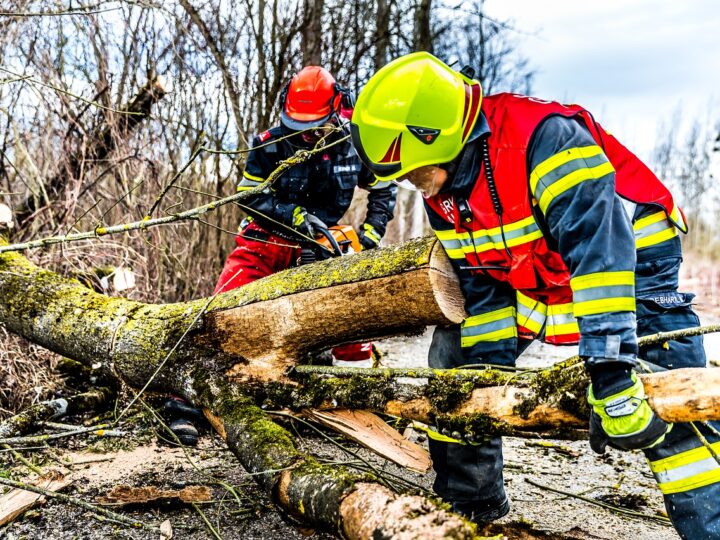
[167,418,199,446]
[162,396,205,446]
[452,496,511,524]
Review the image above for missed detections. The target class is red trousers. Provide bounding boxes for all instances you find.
[214,223,373,362]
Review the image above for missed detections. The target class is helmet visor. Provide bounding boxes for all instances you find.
[349,122,403,178]
[281,109,333,131]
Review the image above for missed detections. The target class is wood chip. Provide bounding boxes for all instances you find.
[0,473,72,526]
[160,519,173,539]
[303,409,431,472]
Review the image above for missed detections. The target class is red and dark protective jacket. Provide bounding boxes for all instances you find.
[425,93,685,352]
[238,124,397,242]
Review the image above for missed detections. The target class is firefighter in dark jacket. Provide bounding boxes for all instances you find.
[350,52,719,539]
[214,65,397,365]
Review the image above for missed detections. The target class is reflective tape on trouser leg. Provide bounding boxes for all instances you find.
[646,423,720,540]
[662,482,720,540]
[649,439,720,495]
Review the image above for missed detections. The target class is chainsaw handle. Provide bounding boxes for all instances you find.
[314,225,343,257]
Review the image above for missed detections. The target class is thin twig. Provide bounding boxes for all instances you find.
[688,422,720,467]
[0,445,46,453]
[1,443,43,474]
[0,424,118,446]
[294,325,720,380]
[193,502,223,540]
[525,478,671,525]
[0,67,144,116]
[0,135,349,254]
[40,421,88,431]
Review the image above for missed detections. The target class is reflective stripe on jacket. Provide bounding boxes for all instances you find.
[425,93,685,346]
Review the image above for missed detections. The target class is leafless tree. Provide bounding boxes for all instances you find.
[0,0,536,307]
[652,107,719,257]
[302,0,324,64]
[435,0,534,94]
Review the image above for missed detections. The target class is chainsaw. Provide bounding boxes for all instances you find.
[299,223,362,265]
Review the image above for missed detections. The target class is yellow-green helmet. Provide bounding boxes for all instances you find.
[350,52,482,181]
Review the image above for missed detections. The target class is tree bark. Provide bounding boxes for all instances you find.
[179,0,247,145]
[1,236,718,537]
[302,0,324,65]
[413,0,432,53]
[374,0,391,69]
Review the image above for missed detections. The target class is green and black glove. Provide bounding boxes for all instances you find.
[358,223,382,250]
[292,207,326,238]
[587,371,671,453]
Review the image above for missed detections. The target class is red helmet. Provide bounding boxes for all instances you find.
[280,66,342,130]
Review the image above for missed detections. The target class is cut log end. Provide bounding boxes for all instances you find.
[340,483,476,540]
[642,368,720,423]
[429,242,466,324]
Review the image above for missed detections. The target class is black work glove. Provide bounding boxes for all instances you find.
[358,223,381,250]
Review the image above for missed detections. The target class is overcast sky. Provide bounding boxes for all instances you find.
[484,0,720,160]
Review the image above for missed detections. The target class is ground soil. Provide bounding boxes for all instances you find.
[1,281,717,539]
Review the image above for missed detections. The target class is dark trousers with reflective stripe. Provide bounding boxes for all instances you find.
[429,247,719,536]
[428,325,508,507]
[636,253,720,540]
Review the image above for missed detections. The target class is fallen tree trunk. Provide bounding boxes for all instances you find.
[0,237,462,386]
[1,236,718,434]
[0,237,482,538]
[0,236,718,537]
[203,392,477,538]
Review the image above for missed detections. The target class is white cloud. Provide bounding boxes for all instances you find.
[485,0,720,158]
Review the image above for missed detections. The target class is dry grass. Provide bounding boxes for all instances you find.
[0,325,62,418]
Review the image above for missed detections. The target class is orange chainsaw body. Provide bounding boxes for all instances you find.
[317,225,362,255]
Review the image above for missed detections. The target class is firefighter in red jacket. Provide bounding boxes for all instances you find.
[350,52,718,538]
[214,66,396,366]
[165,67,397,446]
